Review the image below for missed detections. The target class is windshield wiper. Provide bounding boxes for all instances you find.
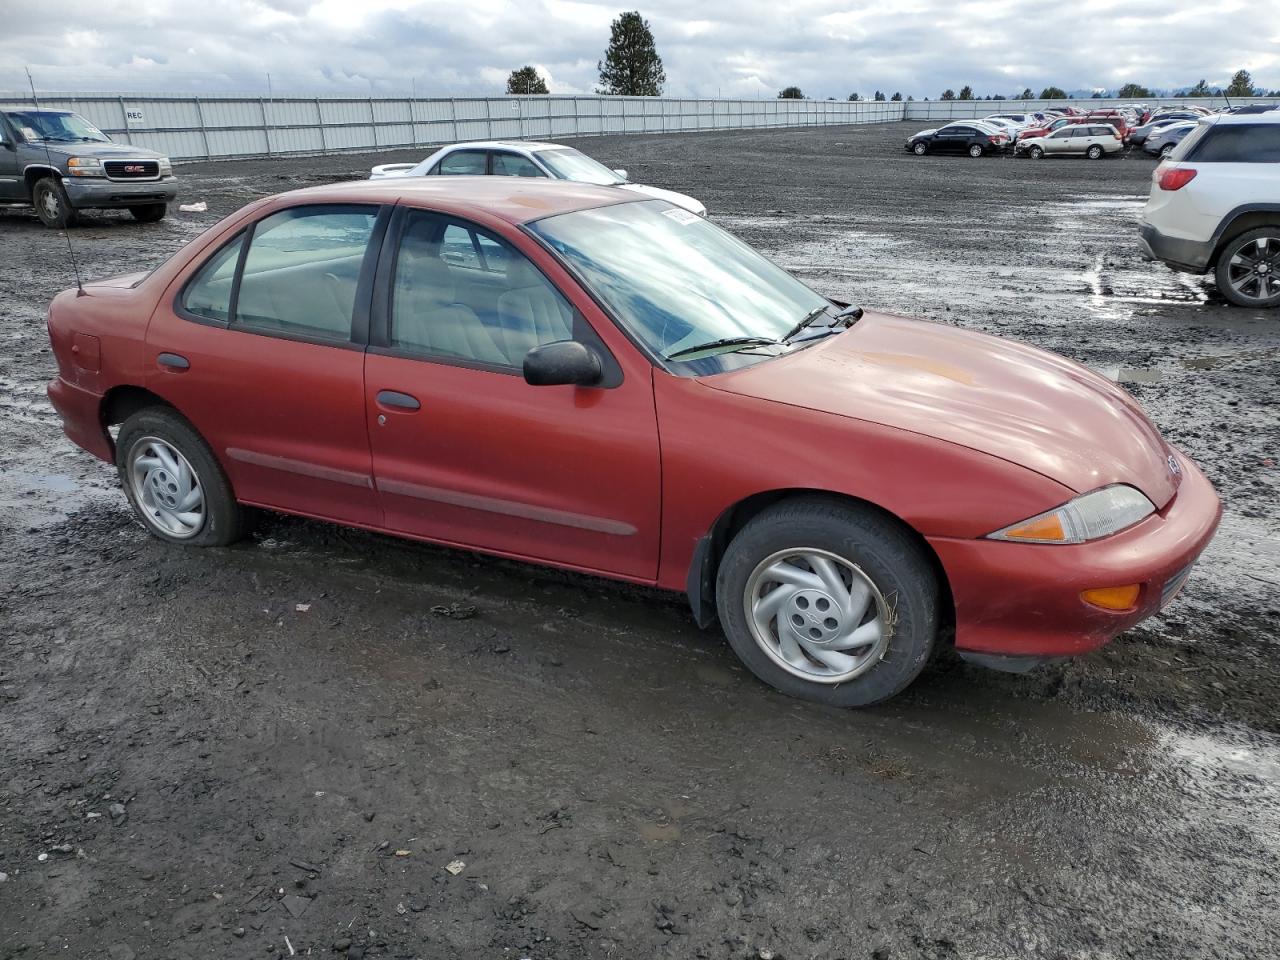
[666,336,779,360]
[782,305,830,342]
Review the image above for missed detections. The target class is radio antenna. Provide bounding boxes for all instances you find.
[25,67,84,294]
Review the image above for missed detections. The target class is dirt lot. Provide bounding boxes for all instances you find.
[2,122,1278,960]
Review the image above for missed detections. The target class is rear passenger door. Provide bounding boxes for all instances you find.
[148,203,389,526]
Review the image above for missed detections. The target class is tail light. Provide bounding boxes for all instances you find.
[1158,167,1197,191]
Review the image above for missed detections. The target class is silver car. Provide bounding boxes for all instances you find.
[1016,124,1124,160]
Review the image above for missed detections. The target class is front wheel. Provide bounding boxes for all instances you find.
[1028,145,1044,159]
[1086,145,1104,159]
[715,498,939,707]
[116,407,248,546]
[968,143,984,158]
[912,142,927,156]
[1216,228,1280,308]
[32,177,78,229]
[129,203,167,223]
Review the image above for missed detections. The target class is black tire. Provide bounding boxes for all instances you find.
[129,203,167,223]
[1028,145,1044,160]
[968,143,984,158]
[912,141,927,156]
[1215,227,1280,309]
[1086,144,1104,160]
[1160,143,1175,158]
[715,497,939,707]
[115,406,248,547]
[32,177,78,229]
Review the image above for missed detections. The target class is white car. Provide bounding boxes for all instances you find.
[369,140,707,217]
[980,117,1024,137]
[1015,123,1124,159]
[1139,111,1280,308]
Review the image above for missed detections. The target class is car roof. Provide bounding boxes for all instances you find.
[272,176,638,226]
[1212,110,1280,125]
[436,140,568,152]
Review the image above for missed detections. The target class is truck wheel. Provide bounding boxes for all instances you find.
[715,497,939,707]
[1216,228,1280,309]
[116,407,249,546]
[32,177,78,229]
[129,203,168,223]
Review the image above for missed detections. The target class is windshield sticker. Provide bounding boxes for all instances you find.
[662,207,700,225]
[22,127,38,140]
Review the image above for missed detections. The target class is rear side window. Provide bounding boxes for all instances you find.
[234,206,378,340]
[182,233,245,322]
[437,150,488,175]
[1189,125,1280,163]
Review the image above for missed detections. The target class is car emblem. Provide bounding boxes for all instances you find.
[124,164,144,173]
[1167,454,1181,476]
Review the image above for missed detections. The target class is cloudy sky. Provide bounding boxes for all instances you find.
[1,0,1275,100]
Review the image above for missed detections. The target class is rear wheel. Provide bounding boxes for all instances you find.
[115,407,248,546]
[715,497,939,707]
[1086,144,1104,159]
[32,177,78,229]
[968,143,984,158]
[1160,143,1175,158]
[912,141,927,156]
[129,203,167,223]
[1216,228,1280,309]
[1028,145,1044,159]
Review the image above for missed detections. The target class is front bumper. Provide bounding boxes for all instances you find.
[927,450,1221,659]
[63,176,179,210]
[48,376,113,463]
[1138,222,1213,273]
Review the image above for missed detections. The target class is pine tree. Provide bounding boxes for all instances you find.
[1225,69,1258,97]
[958,85,974,100]
[1018,87,1034,99]
[940,89,955,100]
[506,66,549,95]
[1039,86,1067,99]
[779,86,805,99]
[597,11,666,96]
[890,92,903,101]
[873,90,886,101]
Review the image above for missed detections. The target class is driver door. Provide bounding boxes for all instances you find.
[0,116,21,201]
[363,208,662,580]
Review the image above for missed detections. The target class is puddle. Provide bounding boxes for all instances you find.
[1097,365,1163,384]
[0,467,113,527]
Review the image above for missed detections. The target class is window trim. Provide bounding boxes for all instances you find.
[173,202,390,350]
[369,204,623,386]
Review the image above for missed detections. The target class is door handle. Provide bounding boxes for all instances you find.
[376,390,420,411]
[157,352,190,371]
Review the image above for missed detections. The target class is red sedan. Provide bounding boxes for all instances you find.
[45,178,1221,706]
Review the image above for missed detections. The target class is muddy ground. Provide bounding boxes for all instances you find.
[1,123,1278,959]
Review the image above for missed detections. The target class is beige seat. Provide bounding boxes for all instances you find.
[495,257,574,364]
[394,235,507,365]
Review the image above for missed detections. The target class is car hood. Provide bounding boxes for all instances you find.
[700,311,1180,508]
[36,141,168,160]
[617,182,706,215]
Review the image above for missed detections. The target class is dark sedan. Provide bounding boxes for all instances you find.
[905,122,1009,158]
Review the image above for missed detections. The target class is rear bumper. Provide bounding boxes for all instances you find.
[63,177,178,209]
[1138,222,1213,273]
[927,450,1221,659]
[47,376,113,462]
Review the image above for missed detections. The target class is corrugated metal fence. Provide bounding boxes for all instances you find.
[0,93,904,161]
[3,93,1276,162]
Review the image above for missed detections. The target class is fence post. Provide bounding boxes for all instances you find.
[261,97,273,155]
[316,98,327,153]
[368,96,377,150]
[194,96,211,160]
[118,95,131,145]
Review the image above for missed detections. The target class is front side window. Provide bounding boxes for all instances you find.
[491,152,545,178]
[529,200,828,369]
[182,233,245,322]
[391,211,575,368]
[234,206,377,340]
[437,150,488,176]
[1190,125,1280,163]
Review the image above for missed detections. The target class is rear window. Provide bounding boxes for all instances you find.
[1187,124,1280,163]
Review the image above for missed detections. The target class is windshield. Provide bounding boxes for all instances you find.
[535,148,625,185]
[528,200,829,369]
[6,110,109,143]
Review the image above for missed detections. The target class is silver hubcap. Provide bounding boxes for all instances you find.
[745,548,890,684]
[40,190,59,219]
[1227,236,1280,302]
[128,437,205,538]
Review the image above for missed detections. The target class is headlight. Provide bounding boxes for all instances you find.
[986,485,1156,544]
[66,157,103,177]
[159,158,172,176]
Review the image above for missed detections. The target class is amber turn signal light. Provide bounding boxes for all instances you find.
[1080,584,1141,612]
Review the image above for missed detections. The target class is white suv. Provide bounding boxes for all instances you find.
[1139,111,1280,308]
[1016,124,1124,159]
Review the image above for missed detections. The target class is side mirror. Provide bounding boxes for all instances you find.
[613,168,628,181]
[523,340,602,387]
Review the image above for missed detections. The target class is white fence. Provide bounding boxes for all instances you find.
[0,93,905,161]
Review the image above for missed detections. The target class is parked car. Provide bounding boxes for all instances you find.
[0,108,177,227]
[1016,116,1085,141]
[1142,121,1198,157]
[45,178,1220,707]
[369,140,706,217]
[1079,111,1132,140]
[1016,124,1124,159]
[980,117,1024,138]
[905,122,1009,157]
[1139,111,1280,308]
[1129,114,1204,145]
